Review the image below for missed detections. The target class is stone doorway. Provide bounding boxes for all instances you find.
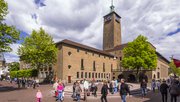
[68,76,71,83]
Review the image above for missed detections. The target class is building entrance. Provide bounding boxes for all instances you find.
[68,76,71,83]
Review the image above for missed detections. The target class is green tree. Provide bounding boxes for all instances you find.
[169,60,180,76]
[9,62,20,71]
[122,35,157,76]
[18,28,58,71]
[0,0,20,52]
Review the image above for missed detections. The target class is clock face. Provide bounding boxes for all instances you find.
[105,15,112,22]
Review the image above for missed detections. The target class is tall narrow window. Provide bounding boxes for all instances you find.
[111,64,113,70]
[81,59,84,70]
[101,73,103,78]
[157,72,160,79]
[95,73,97,78]
[77,72,79,78]
[92,73,94,78]
[98,73,100,78]
[85,72,87,78]
[103,63,105,72]
[81,72,83,78]
[89,72,91,78]
[93,61,96,71]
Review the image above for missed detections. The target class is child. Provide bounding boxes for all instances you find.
[36,89,42,102]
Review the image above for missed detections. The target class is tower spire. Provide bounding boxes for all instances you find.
[110,0,115,12]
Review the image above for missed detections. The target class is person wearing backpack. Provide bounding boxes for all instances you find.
[101,81,108,102]
[119,79,130,102]
[169,80,179,102]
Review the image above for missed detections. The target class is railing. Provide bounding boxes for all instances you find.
[111,68,153,72]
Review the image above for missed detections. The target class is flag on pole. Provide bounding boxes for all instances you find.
[173,58,180,68]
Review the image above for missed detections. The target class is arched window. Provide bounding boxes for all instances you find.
[153,74,156,79]
[157,72,160,79]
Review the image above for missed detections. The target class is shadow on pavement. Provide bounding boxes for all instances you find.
[132,90,180,102]
[0,86,26,92]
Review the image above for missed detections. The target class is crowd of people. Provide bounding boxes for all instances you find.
[51,77,180,102]
[6,77,40,89]
[140,78,180,102]
[52,78,131,102]
[1,75,180,102]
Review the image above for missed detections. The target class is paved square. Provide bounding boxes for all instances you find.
[0,81,180,102]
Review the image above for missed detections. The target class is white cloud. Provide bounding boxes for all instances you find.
[4,44,21,63]
[154,32,180,60]
[4,0,180,62]
[4,53,19,63]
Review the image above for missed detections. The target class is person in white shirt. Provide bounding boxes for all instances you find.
[83,79,89,100]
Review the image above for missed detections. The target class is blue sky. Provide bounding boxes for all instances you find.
[4,0,180,62]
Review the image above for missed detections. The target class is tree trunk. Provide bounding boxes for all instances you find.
[136,68,140,82]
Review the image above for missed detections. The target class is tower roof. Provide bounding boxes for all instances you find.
[104,0,121,18]
[103,11,121,18]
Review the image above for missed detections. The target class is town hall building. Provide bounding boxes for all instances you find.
[20,4,169,83]
[52,5,169,83]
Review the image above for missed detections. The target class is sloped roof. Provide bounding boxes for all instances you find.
[106,43,169,64]
[105,43,128,52]
[56,39,115,57]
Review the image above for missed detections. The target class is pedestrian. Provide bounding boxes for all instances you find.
[140,79,147,98]
[83,79,89,100]
[167,78,171,86]
[53,80,59,98]
[151,79,156,92]
[160,79,169,102]
[101,81,108,102]
[156,80,161,91]
[111,79,115,94]
[57,82,64,102]
[115,79,118,93]
[17,78,21,88]
[91,80,97,97]
[109,82,113,94]
[169,80,179,102]
[119,79,130,102]
[22,78,26,88]
[75,81,82,102]
[33,79,36,89]
[72,81,77,98]
[36,89,42,102]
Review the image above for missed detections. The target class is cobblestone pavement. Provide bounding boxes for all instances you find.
[0,81,179,102]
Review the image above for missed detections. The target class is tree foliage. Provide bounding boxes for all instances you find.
[0,0,20,52]
[10,69,38,78]
[122,35,157,74]
[18,28,58,70]
[9,62,20,71]
[169,60,180,76]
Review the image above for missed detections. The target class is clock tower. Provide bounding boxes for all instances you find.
[103,3,121,51]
